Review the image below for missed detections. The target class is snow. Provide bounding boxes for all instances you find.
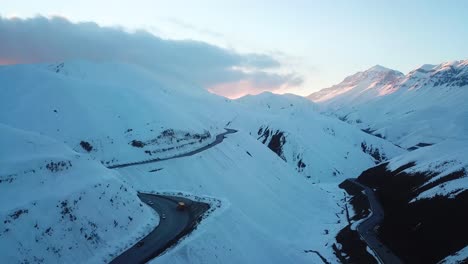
[438,246,468,264]
[0,61,403,184]
[385,139,468,200]
[308,65,403,104]
[308,60,468,148]
[0,61,355,263]
[116,131,348,264]
[0,61,233,167]
[1,58,465,263]
[234,92,405,182]
[0,124,158,263]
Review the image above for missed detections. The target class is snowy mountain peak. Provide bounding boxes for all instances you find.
[308,65,403,103]
[309,58,468,148]
[367,64,393,73]
[309,59,468,106]
[403,59,468,89]
[339,65,402,86]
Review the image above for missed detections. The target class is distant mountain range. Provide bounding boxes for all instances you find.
[308,60,468,263]
[308,60,468,149]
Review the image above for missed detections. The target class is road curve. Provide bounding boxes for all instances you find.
[347,179,404,264]
[108,128,238,169]
[110,193,209,264]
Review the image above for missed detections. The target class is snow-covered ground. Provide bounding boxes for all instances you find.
[0,61,234,167]
[386,139,468,200]
[234,92,405,182]
[439,246,468,264]
[1,59,466,263]
[0,61,351,263]
[0,123,158,263]
[0,60,403,183]
[117,131,349,264]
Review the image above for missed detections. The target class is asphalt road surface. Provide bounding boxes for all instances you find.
[110,193,209,264]
[108,128,237,169]
[348,179,404,264]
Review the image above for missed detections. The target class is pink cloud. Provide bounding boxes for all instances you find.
[0,58,19,65]
[0,16,303,94]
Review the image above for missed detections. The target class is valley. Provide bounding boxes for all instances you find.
[0,59,466,264]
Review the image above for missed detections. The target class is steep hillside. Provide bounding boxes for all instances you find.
[0,124,158,263]
[356,139,467,263]
[116,131,351,264]
[235,92,405,182]
[0,61,353,263]
[308,60,468,149]
[3,59,465,263]
[309,60,468,263]
[0,61,236,167]
[0,61,403,185]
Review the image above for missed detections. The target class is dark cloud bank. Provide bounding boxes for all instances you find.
[0,16,302,95]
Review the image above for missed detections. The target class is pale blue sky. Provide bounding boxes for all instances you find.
[1,0,467,95]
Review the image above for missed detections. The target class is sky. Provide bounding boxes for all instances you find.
[1,0,467,98]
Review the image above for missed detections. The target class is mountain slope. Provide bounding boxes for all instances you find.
[0,61,236,167]
[356,139,468,263]
[2,59,465,263]
[235,92,405,182]
[0,61,403,185]
[308,65,403,105]
[308,60,468,149]
[0,123,158,263]
[116,130,350,264]
[0,61,351,263]
[309,60,468,263]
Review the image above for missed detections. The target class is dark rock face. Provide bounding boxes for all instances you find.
[357,163,467,263]
[267,131,286,160]
[80,141,93,152]
[360,141,386,163]
[410,63,468,88]
[257,125,286,161]
[333,180,376,264]
[431,66,468,87]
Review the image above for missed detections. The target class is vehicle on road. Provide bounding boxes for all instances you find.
[176,202,186,211]
[136,241,144,247]
[161,214,166,220]
[148,201,154,205]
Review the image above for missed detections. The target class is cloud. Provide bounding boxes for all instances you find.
[166,17,224,38]
[0,15,302,96]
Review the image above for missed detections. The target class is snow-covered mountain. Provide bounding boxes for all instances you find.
[0,124,157,263]
[0,61,365,263]
[0,61,235,168]
[308,60,468,149]
[309,59,468,263]
[1,59,466,263]
[308,65,404,105]
[119,130,350,264]
[356,139,468,263]
[0,61,403,183]
[234,92,405,182]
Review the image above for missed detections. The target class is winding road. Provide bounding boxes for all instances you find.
[110,193,209,264]
[110,128,237,263]
[347,179,403,264]
[108,128,238,169]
